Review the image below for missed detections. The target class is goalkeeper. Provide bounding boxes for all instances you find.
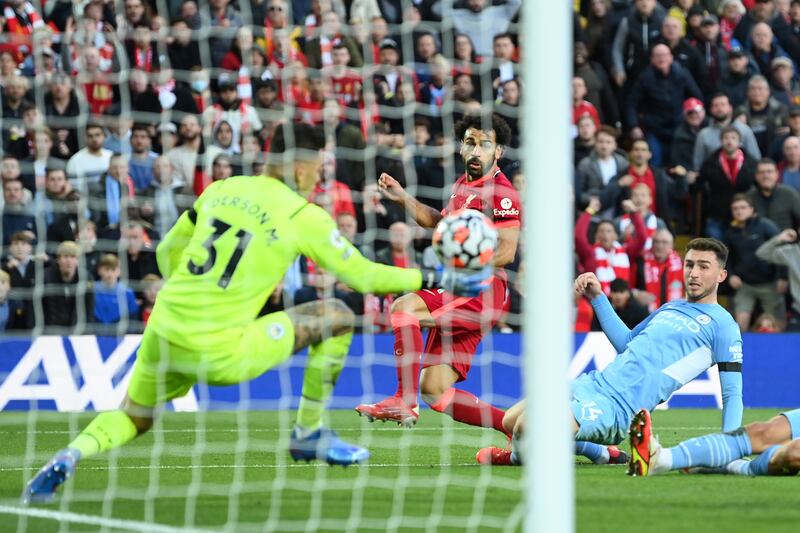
[23,122,491,504]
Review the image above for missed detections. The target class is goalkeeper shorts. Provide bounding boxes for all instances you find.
[128,311,296,407]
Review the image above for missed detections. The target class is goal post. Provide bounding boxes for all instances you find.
[522,2,575,532]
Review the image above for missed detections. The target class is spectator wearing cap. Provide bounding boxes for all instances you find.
[20,27,62,79]
[747,157,800,230]
[693,92,761,172]
[208,0,243,67]
[450,0,521,58]
[770,56,800,107]
[42,240,93,331]
[156,121,178,153]
[626,44,702,167]
[724,192,786,332]
[719,0,746,50]
[611,0,666,89]
[202,73,263,153]
[665,0,695,35]
[574,40,620,128]
[304,10,363,69]
[694,125,759,239]
[372,37,417,109]
[748,22,792,85]
[693,13,728,93]
[43,74,81,160]
[716,42,758,107]
[671,97,708,173]
[659,15,707,91]
[736,74,789,156]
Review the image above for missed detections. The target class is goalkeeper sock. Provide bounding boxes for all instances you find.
[296,331,353,431]
[68,410,140,459]
[666,427,752,470]
[429,388,509,435]
[391,312,423,406]
[575,441,610,464]
[748,445,781,476]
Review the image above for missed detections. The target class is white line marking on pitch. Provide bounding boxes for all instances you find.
[0,462,477,472]
[0,504,212,533]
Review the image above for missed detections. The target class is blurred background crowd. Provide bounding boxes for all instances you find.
[1,0,800,337]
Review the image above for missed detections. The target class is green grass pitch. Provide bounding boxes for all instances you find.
[0,408,798,532]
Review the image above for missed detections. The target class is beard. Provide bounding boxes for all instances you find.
[711,112,730,123]
[465,156,492,178]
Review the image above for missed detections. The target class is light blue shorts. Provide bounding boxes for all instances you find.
[781,408,800,439]
[570,371,633,445]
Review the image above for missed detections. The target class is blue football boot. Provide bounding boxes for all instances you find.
[289,426,370,466]
[21,448,81,505]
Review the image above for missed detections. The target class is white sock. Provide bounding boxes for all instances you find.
[725,459,753,476]
[651,446,673,475]
[593,447,611,464]
[293,423,322,440]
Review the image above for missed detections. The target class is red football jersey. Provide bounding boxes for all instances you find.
[443,169,522,230]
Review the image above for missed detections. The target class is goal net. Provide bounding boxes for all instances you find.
[0,0,530,531]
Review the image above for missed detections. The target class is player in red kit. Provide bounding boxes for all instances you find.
[355,113,520,435]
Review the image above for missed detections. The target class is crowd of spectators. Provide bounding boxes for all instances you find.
[3,0,800,336]
[0,0,526,335]
[573,0,800,333]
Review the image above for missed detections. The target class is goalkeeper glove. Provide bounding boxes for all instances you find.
[421,266,494,297]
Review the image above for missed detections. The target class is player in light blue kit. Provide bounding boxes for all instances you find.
[629,407,800,476]
[488,238,743,466]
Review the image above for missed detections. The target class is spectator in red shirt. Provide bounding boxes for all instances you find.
[572,76,601,131]
[325,42,363,108]
[308,151,356,217]
[632,228,684,311]
[575,197,647,294]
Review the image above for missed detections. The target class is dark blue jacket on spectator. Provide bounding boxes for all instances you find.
[93,282,139,324]
[626,62,703,141]
[725,215,782,285]
[1,209,36,245]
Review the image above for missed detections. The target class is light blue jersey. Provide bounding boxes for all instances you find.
[574,295,744,443]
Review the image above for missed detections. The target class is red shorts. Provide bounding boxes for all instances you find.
[416,274,510,381]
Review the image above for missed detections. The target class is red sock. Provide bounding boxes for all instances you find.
[391,312,423,406]
[430,388,509,436]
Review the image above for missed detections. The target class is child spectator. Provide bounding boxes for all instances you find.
[93,253,139,326]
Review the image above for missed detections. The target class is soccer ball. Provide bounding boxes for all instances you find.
[432,209,498,269]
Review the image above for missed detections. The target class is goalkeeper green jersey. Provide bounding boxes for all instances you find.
[148,176,422,351]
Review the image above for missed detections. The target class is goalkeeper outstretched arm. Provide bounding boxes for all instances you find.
[293,203,488,296]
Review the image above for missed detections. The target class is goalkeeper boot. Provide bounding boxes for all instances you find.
[627,408,662,477]
[289,426,370,466]
[21,448,81,504]
[354,396,420,428]
[476,446,517,466]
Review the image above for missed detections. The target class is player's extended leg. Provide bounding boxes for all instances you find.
[283,299,369,465]
[627,408,800,476]
[21,329,188,504]
[354,293,433,426]
[419,364,508,435]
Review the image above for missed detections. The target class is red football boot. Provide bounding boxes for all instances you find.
[476,446,516,466]
[355,396,420,427]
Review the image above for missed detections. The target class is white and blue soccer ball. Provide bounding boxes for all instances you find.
[432,209,498,270]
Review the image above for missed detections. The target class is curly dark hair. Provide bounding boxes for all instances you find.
[454,113,512,146]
